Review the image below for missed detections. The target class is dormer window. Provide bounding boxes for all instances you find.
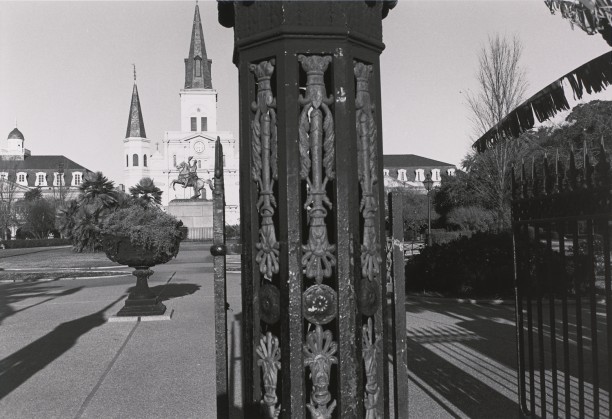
[53,172,65,186]
[431,169,441,182]
[415,169,425,182]
[72,172,83,186]
[0,172,7,181]
[17,172,27,186]
[35,172,47,187]
[447,168,456,176]
[383,169,389,176]
[397,169,407,182]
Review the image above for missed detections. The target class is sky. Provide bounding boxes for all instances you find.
[1,0,612,186]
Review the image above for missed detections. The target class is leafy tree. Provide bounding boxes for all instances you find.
[387,187,438,241]
[129,177,163,207]
[464,34,528,230]
[433,172,479,221]
[21,198,55,239]
[447,206,496,232]
[24,187,42,202]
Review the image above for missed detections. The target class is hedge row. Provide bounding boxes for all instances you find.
[405,232,514,298]
[1,238,72,249]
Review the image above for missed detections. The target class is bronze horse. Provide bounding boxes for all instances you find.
[171,161,213,199]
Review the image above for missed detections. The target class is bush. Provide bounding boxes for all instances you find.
[446,206,496,232]
[430,230,471,245]
[405,232,514,297]
[0,238,72,249]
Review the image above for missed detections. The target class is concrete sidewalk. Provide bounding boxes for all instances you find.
[0,243,520,418]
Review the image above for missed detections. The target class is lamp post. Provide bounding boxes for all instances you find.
[57,162,64,204]
[423,172,434,246]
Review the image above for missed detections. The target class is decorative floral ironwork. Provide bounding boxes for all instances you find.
[355,61,382,316]
[256,332,281,419]
[362,317,380,419]
[250,59,279,280]
[298,54,336,284]
[304,325,338,419]
[259,282,280,324]
[359,277,379,317]
[303,284,337,325]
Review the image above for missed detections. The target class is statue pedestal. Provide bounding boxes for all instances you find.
[167,199,214,240]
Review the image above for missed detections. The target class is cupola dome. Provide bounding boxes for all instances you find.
[8,128,24,140]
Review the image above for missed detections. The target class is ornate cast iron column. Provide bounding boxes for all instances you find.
[219,2,396,418]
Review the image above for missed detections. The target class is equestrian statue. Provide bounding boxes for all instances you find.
[171,156,213,199]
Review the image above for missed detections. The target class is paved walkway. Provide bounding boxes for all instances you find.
[0,243,522,418]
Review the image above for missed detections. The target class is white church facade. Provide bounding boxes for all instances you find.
[122,3,239,224]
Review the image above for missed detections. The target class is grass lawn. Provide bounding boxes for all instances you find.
[0,246,124,270]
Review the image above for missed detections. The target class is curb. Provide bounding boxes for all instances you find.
[406,294,514,306]
[0,272,132,283]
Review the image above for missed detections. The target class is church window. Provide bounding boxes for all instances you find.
[397,169,407,182]
[126,155,129,167]
[173,155,177,167]
[191,117,197,131]
[201,117,207,132]
[133,154,139,166]
[195,58,202,77]
[197,159,201,169]
[143,154,147,167]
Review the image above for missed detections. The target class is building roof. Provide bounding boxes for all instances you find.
[185,3,212,89]
[0,155,88,171]
[126,83,147,139]
[7,128,24,140]
[383,154,455,168]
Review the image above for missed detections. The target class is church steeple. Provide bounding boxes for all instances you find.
[126,66,147,138]
[184,2,212,89]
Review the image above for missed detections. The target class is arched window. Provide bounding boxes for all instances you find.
[173,155,177,167]
[383,169,389,176]
[447,168,456,176]
[126,155,129,167]
[133,154,139,166]
[143,154,148,167]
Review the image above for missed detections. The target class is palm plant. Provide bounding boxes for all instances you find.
[57,199,79,239]
[78,171,119,215]
[129,177,163,208]
[71,206,102,252]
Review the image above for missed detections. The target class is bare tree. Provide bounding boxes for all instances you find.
[465,34,529,230]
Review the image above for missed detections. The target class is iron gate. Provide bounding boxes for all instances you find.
[512,143,611,418]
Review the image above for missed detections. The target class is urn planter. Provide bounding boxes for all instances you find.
[101,234,180,316]
[99,205,184,317]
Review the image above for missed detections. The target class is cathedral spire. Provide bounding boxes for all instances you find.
[126,67,147,138]
[184,2,212,89]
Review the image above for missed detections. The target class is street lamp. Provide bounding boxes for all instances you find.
[423,172,434,246]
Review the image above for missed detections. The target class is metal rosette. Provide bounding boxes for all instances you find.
[303,284,337,325]
[259,282,281,324]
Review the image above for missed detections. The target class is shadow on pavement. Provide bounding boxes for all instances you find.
[0,296,124,400]
[0,283,84,326]
[137,283,201,301]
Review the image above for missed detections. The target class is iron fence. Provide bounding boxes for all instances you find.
[512,142,611,418]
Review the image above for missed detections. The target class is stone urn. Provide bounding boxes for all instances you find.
[101,234,180,317]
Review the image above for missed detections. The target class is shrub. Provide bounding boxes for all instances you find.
[446,206,496,232]
[405,232,514,297]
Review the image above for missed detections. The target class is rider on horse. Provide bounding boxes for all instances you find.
[178,157,199,188]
